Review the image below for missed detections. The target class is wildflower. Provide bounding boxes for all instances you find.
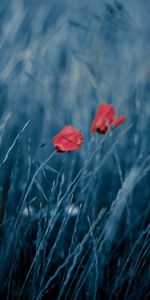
[91,103,125,134]
[52,125,83,152]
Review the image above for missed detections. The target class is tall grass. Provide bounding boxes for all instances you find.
[0,0,150,299]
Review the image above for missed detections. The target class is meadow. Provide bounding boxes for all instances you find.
[0,0,150,299]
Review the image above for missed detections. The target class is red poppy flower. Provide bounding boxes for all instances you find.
[91,103,125,134]
[52,125,83,152]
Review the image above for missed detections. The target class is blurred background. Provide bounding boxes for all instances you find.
[0,0,150,299]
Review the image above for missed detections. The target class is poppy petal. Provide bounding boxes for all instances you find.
[114,115,125,128]
[91,103,125,134]
[91,103,116,133]
[52,125,83,152]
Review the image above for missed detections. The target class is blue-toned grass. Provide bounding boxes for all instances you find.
[0,0,150,299]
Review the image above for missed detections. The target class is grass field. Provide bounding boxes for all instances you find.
[0,0,150,299]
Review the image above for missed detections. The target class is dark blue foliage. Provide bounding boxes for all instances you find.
[0,0,150,299]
